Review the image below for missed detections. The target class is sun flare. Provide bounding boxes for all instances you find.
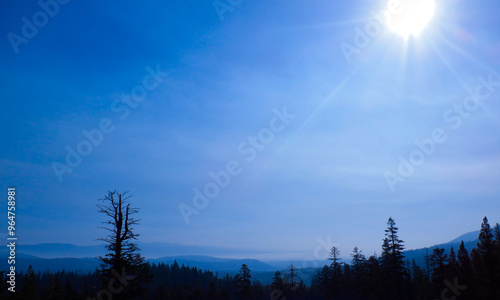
[385,0,436,38]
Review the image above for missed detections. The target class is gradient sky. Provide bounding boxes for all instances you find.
[1,0,499,260]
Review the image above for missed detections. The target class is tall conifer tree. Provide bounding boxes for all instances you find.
[379,217,407,300]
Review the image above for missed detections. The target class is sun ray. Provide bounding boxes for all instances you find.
[295,69,359,136]
[236,69,362,203]
[271,67,361,160]
[435,31,497,74]
[428,39,498,123]
[429,40,473,95]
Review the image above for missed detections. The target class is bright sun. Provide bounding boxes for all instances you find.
[385,0,436,39]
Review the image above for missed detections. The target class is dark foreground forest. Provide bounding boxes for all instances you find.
[2,192,499,300]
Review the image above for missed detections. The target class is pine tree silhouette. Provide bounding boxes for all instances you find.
[379,217,407,300]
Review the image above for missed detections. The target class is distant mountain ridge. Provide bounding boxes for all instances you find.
[16,243,104,259]
[404,229,481,267]
[0,226,490,276]
[0,254,276,275]
[150,255,276,272]
[448,230,480,244]
[10,242,269,259]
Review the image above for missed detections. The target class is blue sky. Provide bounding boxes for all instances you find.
[1,0,500,260]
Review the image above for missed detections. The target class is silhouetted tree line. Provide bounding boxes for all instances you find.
[309,216,500,300]
[0,266,98,299]
[0,261,266,300]
[2,214,499,299]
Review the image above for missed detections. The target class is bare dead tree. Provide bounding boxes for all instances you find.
[97,191,151,299]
